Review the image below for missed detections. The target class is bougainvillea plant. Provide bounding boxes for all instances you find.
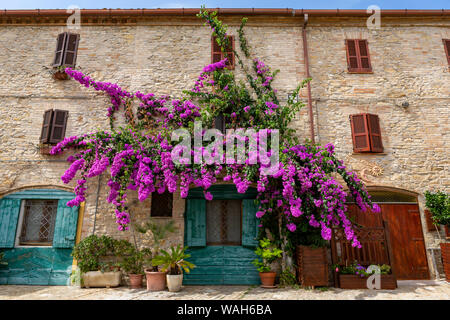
[51,8,380,250]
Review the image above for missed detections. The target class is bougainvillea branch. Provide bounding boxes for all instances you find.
[52,8,379,247]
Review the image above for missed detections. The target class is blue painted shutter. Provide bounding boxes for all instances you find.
[242,199,260,247]
[52,199,79,248]
[0,198,21,248]
[186,199,206,247]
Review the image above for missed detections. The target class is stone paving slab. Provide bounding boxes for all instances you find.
[0,280,449,300]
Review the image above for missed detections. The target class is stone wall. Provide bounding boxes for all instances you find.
[0,14,448,278]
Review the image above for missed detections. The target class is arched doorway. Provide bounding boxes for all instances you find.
[346,187,430,280]
[183,185,260,285]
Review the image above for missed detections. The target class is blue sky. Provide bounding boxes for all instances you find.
[0,0,448,9]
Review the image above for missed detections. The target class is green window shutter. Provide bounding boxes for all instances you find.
[0,198,21,248]
[242,199,260,248]
[185,199,206,247]
[52,199,79,248]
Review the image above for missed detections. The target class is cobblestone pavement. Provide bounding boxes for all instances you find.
[0,280,449,300]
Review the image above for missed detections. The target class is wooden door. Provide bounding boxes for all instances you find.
[380,204,429,280]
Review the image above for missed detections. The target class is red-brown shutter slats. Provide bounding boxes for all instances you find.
[40,109,54,144]
[62,33,80,67]
[52,33,67,67]
[366,113,383,152]
[350,114,371,152]
[444,39,450,66]
[346,40,359,71]
[346,39,372,73]
[49,110,69,144]
[424,210,436,232]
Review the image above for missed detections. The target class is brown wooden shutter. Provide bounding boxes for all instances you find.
[211,36,234,69]
[49,110,69,144]
[366,113,383,152]
[62,33,80,67]
[346,39,372,72]
[443,39,450,66]
[350,114,371,152]
[52,33,67,67]
[40,109,54,144]
[424,210,436,232]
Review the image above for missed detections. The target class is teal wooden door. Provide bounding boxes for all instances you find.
[0,190,78,285]
[184,186,260,285]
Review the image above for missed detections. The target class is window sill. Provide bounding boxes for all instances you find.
[352,152,387,156]
[347,70,373,74]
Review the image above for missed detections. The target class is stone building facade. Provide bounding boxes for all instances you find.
[0,9,448,284]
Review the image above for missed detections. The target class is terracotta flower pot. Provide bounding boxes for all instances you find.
[440,242,450,282]
[259,271,276,287]
[166,274,183,292]
[128,274,143,289]
[52,71,68,80]
[145,270,166,291]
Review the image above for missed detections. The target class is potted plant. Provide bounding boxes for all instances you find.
[252,238,283,288]
[134,218,177,291]
[152,245,195,292]
[50,65,69,80]
[289,222,329,287]
[71,235,130,288]
[334,262,397,289]
[119,246,152,289]
[425,191,450,281]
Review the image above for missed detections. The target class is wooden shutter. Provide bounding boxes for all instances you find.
[185,199,206,247]
[211,36,234,69]
[346,39,372,72]
[443,39,450,66]
[0,198,21,248]
[62,33,80,67]
[52,199,79,248]
[52,32,67,67]
[40,109,54,144]
[366,113,383,152]
[49,110,69,144]
[242,199,259,248]
[350,114,371,152]
[424,210,436,232]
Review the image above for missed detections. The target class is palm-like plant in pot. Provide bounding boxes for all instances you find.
[152,245,195,292]
[425,191,450,281]
[252,238,283,288]
[134,218,177,291]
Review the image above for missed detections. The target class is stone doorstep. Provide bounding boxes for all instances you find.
[397,280,448,287]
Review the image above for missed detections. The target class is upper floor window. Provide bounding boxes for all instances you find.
[150,191,173,217]
[443,39,450,66]
[40,109,69,144]
[345,39,372,73]
[212,36,235,69]
[349,113,383,153]
[52,32,80,68]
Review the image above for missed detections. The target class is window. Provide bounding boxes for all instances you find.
[345,39,372,73]
[212,36,235,69]
[349,113,383,153]
[18,200,58,246]
[52,32,80,68]
[206,200,241,246]
[40,109,69,144]
[214,114,226,134]
[443,39,450,66]
[150,192,173,217]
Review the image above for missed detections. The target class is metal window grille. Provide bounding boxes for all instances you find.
[206,200,242,246]
[19,199,58,246]
[150,192,173,217]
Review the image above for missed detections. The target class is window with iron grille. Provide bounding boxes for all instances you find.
[206,200,242,246]
[211,36,235,69]
[345,39,372,73]
[150,192,173,217]
[19,200,58,246]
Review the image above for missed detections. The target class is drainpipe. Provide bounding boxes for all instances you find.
[302,14,316,144]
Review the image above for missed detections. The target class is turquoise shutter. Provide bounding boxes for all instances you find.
[52,199,79,248]
[242,199,260,247]
[0,198,21,248]
[185,199,206,247]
